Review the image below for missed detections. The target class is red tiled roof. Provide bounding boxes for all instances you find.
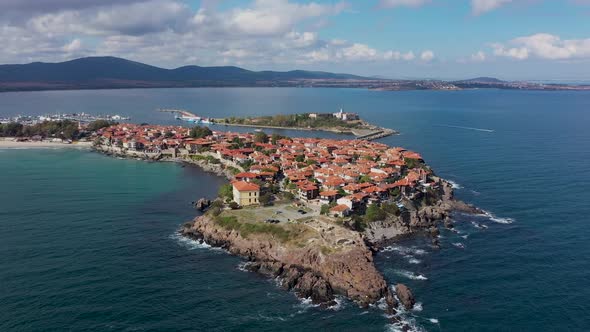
[232,181,260,191]
[330,204,350,212]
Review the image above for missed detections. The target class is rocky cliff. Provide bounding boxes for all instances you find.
[364,179,482,245]
[180,214,399,310]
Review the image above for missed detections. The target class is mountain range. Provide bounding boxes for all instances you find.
[0,56,368,91]
[1,56,587,92]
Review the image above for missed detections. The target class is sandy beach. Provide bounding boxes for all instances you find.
[0,138,93,149]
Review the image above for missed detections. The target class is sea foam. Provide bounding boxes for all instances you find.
[394,269,428,280]
[170,232,214,250]
[447,180,463,189]
[479,210,515,224]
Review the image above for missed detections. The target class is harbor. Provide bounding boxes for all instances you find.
[0,113,129,125]
[159,108,397,141]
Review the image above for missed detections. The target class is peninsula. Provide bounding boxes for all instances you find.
[87,123,480,327]
[206,109,396,140]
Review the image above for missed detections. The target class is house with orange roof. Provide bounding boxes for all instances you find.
[298,183,319,201]
[330,204,351,217]
[232,181,260,206]
[235,172,258,182]
[319,190,339,204]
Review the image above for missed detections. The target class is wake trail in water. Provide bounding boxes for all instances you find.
[437,124,495,133]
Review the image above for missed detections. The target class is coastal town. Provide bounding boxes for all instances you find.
[93,123,443,220]
[90,121,473,326]
[0,116,470,325]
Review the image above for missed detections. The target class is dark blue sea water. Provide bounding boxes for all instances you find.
[1,88,589,331]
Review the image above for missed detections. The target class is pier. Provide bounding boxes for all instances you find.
[158,109,199,118]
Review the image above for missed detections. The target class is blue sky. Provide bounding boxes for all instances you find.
[1,0,589,80]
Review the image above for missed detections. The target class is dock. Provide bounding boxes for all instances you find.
[158,109,199,118]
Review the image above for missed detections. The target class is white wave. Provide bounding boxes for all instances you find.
[327,296,347,311]
[412,302,423,312]
[386,318,426,332]
[237,261,252,272]
[461,234,469,239]
[394,269,428,280]
[452,242,465,249]
[254,313,287,322]
[170,232,213,250]
[471,221,483,229]
[447,180,463,189]
[428,318,439,324]
[408,257,422,265]
[470,190,481,196]
[294,297,320,314]
[479,210,515,224]
[383,245,427,256]
[384,287,427,332]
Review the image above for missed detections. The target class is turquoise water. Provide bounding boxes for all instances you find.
[1,88,589,331]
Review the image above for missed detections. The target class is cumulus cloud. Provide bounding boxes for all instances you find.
[227,0,348,36]
[471,50,486,62]
[420,50,435,61]
[0,0,433,68]
[63,38,82,53]
[471,0,512,15]
[379,0,430,8]
[492,33,590,60]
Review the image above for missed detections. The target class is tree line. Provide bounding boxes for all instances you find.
[0,119,115,140]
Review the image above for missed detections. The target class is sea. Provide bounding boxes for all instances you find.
[0,88,589,331]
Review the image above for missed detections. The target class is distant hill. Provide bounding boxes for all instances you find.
[0,56,371,92]
[454,77,505,83]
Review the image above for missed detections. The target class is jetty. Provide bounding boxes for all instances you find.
[158,108,198,118]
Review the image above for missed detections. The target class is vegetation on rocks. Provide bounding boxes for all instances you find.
[215,216,292,242]
[222,113,363,129]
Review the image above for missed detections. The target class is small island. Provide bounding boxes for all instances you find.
[165,109,398,141]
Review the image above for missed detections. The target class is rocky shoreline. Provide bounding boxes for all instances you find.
[94,142,482,328]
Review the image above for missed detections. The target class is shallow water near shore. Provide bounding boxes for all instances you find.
[1,88,590,331]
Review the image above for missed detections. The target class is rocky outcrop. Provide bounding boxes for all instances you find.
[194,198,211,211]
[395,283,415,310]
[180,215,396,310]
[364,179,483,245]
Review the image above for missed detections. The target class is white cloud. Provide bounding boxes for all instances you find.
[492,33,590,60]
[420,50,435,61]
[227,0,348,36]
[471,50,486,62]
[0,0,435,69]
[379,0,430,8]
[471,0,512,15]
[63,38,81,53]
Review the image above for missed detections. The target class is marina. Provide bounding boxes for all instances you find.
[158,109,212,124]
[0,113,129,125]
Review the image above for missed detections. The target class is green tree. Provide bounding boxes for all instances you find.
[364,204,386,222]
[218,183,233,199]
[295,155,305,163]
[190,126,212,139]
[259,192,272,206]
[320,204,330,215]
[359,174,372,183]
[87,120,115,132]
[253,131,269,143]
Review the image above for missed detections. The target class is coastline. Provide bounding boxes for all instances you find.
[209,120,399,140]
[0,138,93,149]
